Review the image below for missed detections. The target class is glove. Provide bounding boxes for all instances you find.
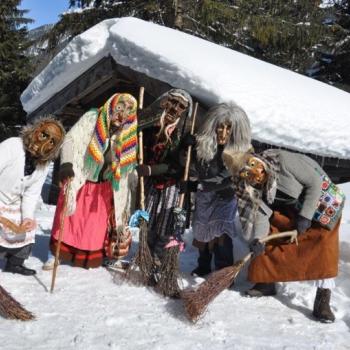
[135,164,151,177]
[249,238,265,257]
[59,162,74,183]
[178,180,198,194]
[181,132,196,149]
[296,215,312,235]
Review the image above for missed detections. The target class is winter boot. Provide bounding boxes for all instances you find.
[213,234,234,270]
[4,262,36,276]
[42,256,57,271]
[245,283,277,297]
[312,288,335,323]
[191,244,212,277]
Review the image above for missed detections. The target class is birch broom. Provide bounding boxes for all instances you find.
[181,230,298,322]
[125,87,154,285]
[156,102,198,298]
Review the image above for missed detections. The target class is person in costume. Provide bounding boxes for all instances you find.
[223,149,344,323]
[135,88,193,266]
[0,117,65,275]
[190,103,252,277]
[45,93,138,269]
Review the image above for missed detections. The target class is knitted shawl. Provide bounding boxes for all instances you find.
[84,93,138,190]
[235,149,280,240]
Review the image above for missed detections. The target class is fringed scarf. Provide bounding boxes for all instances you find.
[84,93,138,191]
[236,149,280,239]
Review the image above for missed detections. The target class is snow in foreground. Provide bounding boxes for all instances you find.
[0,184,349,350]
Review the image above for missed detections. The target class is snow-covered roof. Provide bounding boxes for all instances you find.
[21,17,350,159]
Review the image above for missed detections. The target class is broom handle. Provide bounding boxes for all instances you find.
[138,87,145,211]
[50,179,71,293]
[240,229,298,265]
[139,131,145,211]
[177,102,198,209]
[138,86,144,110]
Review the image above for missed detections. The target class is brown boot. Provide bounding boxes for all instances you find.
[245,283,277,297]
[312,288,335,323]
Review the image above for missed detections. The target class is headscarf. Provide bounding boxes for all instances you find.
[224,148,280,239]
[138,88,193,135]
[84,93,138,190]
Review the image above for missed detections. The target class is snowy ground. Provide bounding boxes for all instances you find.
[0,184,349,350]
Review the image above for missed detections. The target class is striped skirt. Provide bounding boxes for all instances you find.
[145,181,179,258]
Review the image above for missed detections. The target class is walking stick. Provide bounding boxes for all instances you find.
[125,87,154,284]
[156,102,199,298]
[181,230,298,322]
[178,101,198,208]
[50,179,71,293]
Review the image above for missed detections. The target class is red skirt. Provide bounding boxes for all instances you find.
[50,181,113,268]
[50,239,104,269]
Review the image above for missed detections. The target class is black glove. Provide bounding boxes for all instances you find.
[296,215,312,235]
[59,162,74,183]
[178,180,198,194]
[135,164,151,177]
[249,238,265,257]
[180,132,196,149]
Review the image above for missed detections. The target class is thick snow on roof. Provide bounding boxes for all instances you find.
[21,17,350,159]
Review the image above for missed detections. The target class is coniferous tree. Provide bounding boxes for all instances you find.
[37,0,349,92]
[309,0,350,91]
[0,0,33,132]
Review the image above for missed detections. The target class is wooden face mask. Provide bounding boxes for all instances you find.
[27,121,64,160]
[239,156,268,186]
[216,122,232,145]
[110,93,137,130]
[160,93,189,125]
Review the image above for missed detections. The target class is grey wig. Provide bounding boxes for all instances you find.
[196,103,252,163]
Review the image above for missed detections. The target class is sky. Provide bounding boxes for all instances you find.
[20,0,70,30]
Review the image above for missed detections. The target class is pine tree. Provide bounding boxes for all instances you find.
[38,0,348,91]
[309,0,350,91]
[0,0,33,133]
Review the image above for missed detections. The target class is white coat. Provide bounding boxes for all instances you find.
[0,137,49,248]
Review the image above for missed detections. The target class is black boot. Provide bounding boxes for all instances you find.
[191,244,212,277]
[4,263,36,276]
[313,288,335,323]
[213,234,234,270]
[245,283,277,297]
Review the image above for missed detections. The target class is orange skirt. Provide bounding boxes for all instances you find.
[248,210,339,283]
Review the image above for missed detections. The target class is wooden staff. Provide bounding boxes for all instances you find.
[50,179,71,293]
[138,86,145,209]
[178,101,198,208]
[125,86,154,284]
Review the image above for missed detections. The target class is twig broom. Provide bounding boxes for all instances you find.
[0,284,35,321]
[156,102,198,298]
[125,87,154,285]
[181,230,298,322]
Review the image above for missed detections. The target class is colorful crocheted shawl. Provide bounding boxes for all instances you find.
[84,93,138,190]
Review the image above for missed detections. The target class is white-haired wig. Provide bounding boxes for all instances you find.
[196,103,252,163]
